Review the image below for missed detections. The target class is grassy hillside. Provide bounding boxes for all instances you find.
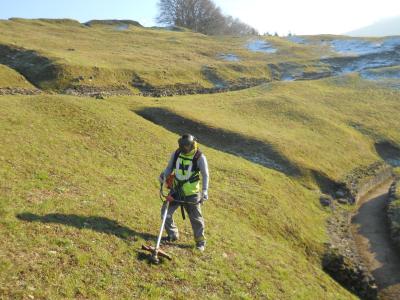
[1,17,400,300]
[1,74,398,298]
[0,94,355,299]
[131,74,400,190]
[0,18,326,91]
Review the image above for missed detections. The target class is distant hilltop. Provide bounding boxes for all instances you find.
[7,17,143,27]
[346,15,400,37]
[84,19,143,27]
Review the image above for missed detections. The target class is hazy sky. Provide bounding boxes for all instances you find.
[1,0,399,35]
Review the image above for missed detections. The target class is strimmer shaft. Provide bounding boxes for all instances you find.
[155,200,170,252]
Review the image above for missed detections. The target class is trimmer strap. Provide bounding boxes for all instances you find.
[180,205,186,220]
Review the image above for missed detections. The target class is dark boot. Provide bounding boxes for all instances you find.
[196,240,206,252]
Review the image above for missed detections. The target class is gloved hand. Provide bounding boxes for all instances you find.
[201,190,208,203]
[158,172,165,184]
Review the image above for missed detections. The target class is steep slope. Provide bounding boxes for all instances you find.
[0,94,354,299]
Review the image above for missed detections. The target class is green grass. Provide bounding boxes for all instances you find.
[0,93,355,299]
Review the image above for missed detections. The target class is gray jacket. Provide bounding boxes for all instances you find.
[162,151,209,193]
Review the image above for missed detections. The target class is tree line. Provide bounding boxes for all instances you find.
[157,0,258,35]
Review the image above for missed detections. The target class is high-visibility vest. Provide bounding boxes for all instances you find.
[173,148,202,196]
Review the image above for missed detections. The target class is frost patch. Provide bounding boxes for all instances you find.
[331,37,400,56]
[247,40,277,53]
[281,75,295,81]
[343,57,397,73]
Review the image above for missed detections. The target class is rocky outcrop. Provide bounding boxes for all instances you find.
[267,62,334,81]
[335,161,393,204]
[324,205,378,300]
[387,178,400,249]
[323,161,393,299]
[63,85,132,98]
[133,77,268,97]
[322,45,400,76]
[0,87,41,95]
[323,246,377,300]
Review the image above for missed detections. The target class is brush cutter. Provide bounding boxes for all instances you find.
[141,175,175,264]
[141,174,203,264]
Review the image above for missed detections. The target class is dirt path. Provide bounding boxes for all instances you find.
[352,180,400,299]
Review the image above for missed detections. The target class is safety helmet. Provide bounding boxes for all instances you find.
[178,133,196,153]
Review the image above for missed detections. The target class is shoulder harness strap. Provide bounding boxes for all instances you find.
[192,149,202,171]
[172,149,181,167]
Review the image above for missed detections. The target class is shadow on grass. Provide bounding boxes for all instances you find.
[375,141,400,167]
[16,212,195,252]
[135,107,302,177]
[16,212,156,241]
[0,44,58,88]
[310,169,341,196]
[135,107,341,195]
[136,251,176,265]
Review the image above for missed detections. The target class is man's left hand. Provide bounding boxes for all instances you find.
[201,190,208,203]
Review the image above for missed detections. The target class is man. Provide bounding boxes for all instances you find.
[159,133,209,251]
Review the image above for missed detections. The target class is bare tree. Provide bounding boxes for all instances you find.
[223,16,258,35]
[157,0,257,36]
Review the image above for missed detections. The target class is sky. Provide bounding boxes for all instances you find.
[0,0,399,35]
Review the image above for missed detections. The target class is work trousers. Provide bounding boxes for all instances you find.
[161,194,205,242]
